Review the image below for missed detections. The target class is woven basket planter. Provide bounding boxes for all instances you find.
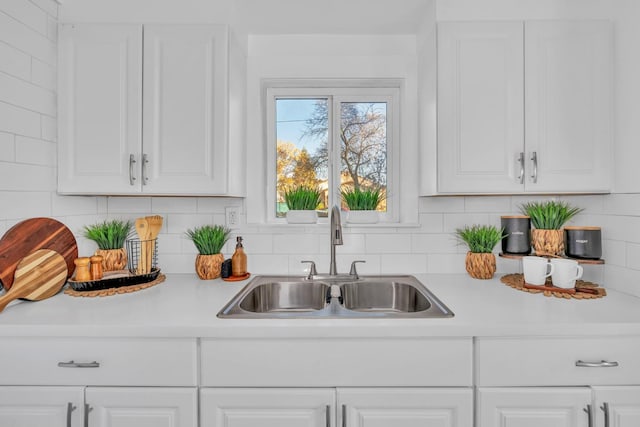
[465,252,496,280]
[95,248,127,272]
[195,253,224,280]
[531,229,564,256]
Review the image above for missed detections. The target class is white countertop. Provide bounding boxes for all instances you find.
[1,273,640,338]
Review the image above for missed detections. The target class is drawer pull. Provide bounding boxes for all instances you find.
[58,360,100,368]
[575,360,619,368]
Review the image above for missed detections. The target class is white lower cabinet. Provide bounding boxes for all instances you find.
[87,387,197,427]
[0,386,84,427]
[592,387,640,427]
[0,386,197,427]
[477,387,591,427]
[201,387,473,427]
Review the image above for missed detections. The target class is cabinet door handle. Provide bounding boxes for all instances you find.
[66,402,77,427]
[584,404,593,427]
[575,360,619,368]
[530,151,538,183]
[84,403,93,427]
[58,360,100,368]
[601,402,610,427]
[129,154,137,186]
[142,153,149,185]
[517,152,525,184]
[342,404,346,427]
[325,405,331,427]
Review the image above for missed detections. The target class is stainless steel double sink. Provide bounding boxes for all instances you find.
[217,275,454,319]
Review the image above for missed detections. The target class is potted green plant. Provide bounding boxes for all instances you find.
[455,224,506,279]
[520,201,583,256]
[341,187,385,224]
[83,219,133,271]
[284,185,322,224]
[186,225,231,280]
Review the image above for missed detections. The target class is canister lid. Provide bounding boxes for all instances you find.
[564,226,601,230]
[500,215,530,219]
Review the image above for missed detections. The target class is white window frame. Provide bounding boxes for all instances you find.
[265,81,400,224]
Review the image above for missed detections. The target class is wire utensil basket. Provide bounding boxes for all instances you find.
[126,238,158,275]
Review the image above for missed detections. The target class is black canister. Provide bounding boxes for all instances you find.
[501,215,531,255]
[564,226,602,259]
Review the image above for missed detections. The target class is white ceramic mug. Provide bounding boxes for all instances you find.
[522,256,554,285]
[551,258,584,289]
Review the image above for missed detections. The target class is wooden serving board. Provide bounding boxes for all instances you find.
[0,218,77,290]
[0,249,68,313]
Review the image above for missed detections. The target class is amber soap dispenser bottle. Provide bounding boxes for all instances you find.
[231,236,247,277]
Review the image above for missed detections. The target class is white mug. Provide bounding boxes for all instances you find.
[522,256,554,285]
[551,258,584,289]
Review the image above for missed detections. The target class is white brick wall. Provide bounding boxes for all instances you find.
[0,2,637,298]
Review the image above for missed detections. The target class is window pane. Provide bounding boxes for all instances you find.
[275,99,328,217]
[339,102,387,212]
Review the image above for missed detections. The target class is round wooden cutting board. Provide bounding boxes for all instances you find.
[0,249,68,313]
[0,218,77,290]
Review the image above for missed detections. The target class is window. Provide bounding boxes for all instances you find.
[266,84,399,223]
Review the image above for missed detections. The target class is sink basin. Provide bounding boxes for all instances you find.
[238,281,329,313]
[218,275,453,319]
[341,281,431,313]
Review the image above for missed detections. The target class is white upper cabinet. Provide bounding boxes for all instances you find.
[436,20,612,194]
[58,23,242,195]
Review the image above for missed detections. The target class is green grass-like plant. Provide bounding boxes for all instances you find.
[284,185,322,210]
[455,225,506,253]
[519,201,583,230]
[341,187,384,211]
[185,225,231,255]
[83,219,133,250]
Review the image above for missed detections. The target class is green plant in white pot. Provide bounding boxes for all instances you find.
[284,185,322,224]
[341,187,385,224]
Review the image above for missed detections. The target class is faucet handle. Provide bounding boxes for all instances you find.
[301,260,318,279]
[349,260,366,279]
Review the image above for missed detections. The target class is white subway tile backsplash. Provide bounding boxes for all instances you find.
[443,213,491,233]
[417,213,444,232]
[464,196,511,213]
[603,194,640,216]
[239,233,274,254]
[107,197,152,214]
[28,0,58,18]
[40,114,56,141]
[0,191,51,219]
[196,197,240,213]
[0,72,56,116]
[15,136,55,166]
[411,233,458,254]
[51,194,99,216]
[0,12,55,65]
[160,253,199,275]
[167,213,215,234]
[427,253,467,274]
[365,233,411,254]
[31,58,55,90]
[273,233,321,254]
[2,0,48,37]
[380,253,428,274]
[0,41,31,79]
[0,163,55,191]
[338,233,366,254]
[151,197,198,213]
[0,132,15,161]
[248,254,289,275]
[0,101,41,138]
[604,265,640,297]
[419,196,465,213]
[561,195,605,214]
[626,243,640,271]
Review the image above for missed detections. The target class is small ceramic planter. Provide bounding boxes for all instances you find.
[346,210,379,224]
[286,210,318,224]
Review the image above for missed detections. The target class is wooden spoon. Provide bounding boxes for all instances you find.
[145,215,163,272]
[0,249,67,313]
[134,218,150,274]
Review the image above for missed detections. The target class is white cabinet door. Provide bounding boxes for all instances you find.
[437,22,525,194]
[58,24,143,194]
[0,386,84,427]
[200,388,334,427]
[338,388,473,427]
[86,387,197,427]
[142,25,229,195]
[525,21,612,193]
[478,387,591,427]
[593,386,640,427]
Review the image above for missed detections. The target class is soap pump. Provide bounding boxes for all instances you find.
[231,236,247,277]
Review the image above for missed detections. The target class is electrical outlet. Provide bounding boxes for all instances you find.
[225,207,240,228]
